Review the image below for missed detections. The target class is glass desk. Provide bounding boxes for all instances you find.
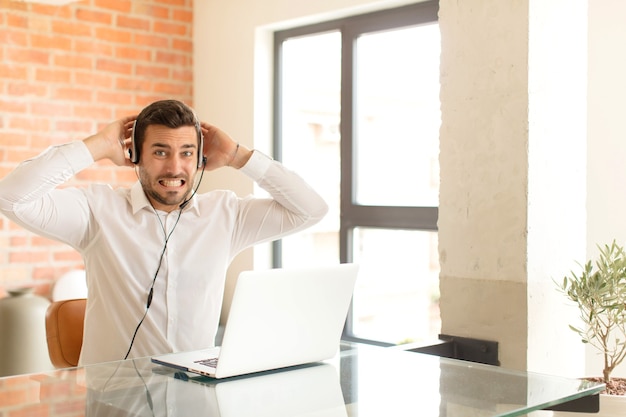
[0,342,604,417]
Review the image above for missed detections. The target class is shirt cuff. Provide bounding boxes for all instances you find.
[239,150,272,181]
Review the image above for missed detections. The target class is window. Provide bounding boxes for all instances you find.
[274,2,440,346]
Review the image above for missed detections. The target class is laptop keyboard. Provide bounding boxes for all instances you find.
[194,357,218,368]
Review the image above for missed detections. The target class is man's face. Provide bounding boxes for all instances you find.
[137,124,200,212]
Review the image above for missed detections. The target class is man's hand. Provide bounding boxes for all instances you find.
[83,116,137,167]
[200,122,252,170]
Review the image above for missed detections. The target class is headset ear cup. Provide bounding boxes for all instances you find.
[130,120,139,164]
[196,121,204,168]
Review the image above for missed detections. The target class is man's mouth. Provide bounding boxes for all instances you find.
[159,179,185,188]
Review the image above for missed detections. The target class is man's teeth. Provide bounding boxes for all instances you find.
[161,179,183,187]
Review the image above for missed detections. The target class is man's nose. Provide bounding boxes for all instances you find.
[164,155,183,172]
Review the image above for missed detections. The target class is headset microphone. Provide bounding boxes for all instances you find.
[179,156,206,209]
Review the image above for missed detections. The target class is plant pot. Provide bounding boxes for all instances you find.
[551,393,626,417]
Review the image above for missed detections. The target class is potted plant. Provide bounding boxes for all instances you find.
[556,240,626,416]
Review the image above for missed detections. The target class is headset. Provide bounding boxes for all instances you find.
[129,119,205,168]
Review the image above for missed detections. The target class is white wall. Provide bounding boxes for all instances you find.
[586,0,626,378]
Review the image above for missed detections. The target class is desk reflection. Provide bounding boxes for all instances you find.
[84,361,346,417]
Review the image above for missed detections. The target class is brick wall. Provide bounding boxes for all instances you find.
[0,0,194,299]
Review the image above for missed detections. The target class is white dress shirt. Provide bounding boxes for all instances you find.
[0,141,328,365]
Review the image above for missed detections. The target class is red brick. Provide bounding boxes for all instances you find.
[32,4,73,19]
[6,47,50,65]
[95,0,132,13]
[0,99,29,113]
[115,168,139,184]
[116,46,152,61]
[156,50,190,66]
[35,68,72,83]
[72,105,115,120]
[74,71,114,88]
[31,101,71,117]
[134,32,170,48]
[96,58,132,75]
[135,95,170,107]
[153,20,188,36]
[53,54,93,69]
[0,132,28,146]
[8,82,49,97]
[0,65,28,80]
[10,250,49,263]
[75,8,113,25]
[31,33,73,50]
[54,250,82,262]
[5,149,41,163]
[171,68,193,83]
[172,9,193,23]
[53,86,93,102]
[95,26,132,43]
[142,4,170,19]
[54,119,93,132]
[115,77,152,92]
[135,64,169,79]
[154,81,189,95]
[9,116,52,131]
[172,38,192,53]
[10,236,29,247]
[32,235,62,247]
[28,15,53,32]
[32,266,62,281]
[74,39,115,57]
[117,15,151,31]
[96,90,135,105]
[155,0,187,6]
[0,29,28,46]
[6,13,28,29]
[52,20,93,37]
[31,133,71,149]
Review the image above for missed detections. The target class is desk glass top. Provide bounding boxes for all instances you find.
[0,342,604,417]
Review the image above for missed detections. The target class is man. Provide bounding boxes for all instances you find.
[0,100,328,365]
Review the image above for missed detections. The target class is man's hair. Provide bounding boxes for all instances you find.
[132,99,200,163]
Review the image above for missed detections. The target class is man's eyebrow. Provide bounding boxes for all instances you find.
[150,143,197,149]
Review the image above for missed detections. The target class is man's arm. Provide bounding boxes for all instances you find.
[197,121,328,250]
[230,150,329,252]
[0,117,136,249]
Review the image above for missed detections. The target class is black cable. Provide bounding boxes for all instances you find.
[124,209,182,360]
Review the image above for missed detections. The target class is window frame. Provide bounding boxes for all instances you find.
[273,1,440,346]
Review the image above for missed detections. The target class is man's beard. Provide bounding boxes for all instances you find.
[139,169,193,210]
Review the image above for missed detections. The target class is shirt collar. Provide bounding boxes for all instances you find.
[129,181,201,216]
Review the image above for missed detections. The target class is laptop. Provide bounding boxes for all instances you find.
[151,263,359,379]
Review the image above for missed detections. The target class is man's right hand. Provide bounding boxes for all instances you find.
[83,115,137,167]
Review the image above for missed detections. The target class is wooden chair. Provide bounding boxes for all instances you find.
[45,298,86,368]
